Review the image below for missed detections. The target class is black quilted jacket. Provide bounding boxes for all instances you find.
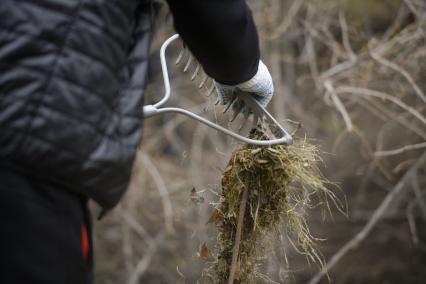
[0,0,259,209]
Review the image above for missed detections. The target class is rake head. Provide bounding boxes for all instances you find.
[143,34,293,146]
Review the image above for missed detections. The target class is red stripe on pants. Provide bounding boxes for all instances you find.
[81,224,90,263]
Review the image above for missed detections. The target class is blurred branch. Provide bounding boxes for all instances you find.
[324,80,353,132]
[336,86,426,125]
[119,206,154,244]
[320,59,357,80]
[403,0,426,23]
[369,47,426,104]
[382,2,409,41]
[406,171,426,245]
[375,142,426,157]
[411,171,426,219]
[305,32,320,89]
[339,9,356,61]
[307,151,426,284]
[406,201,420,245]
[269,0,303,40]
[126,231,165,284]
[139,152,175,234]
[360,97,426,140]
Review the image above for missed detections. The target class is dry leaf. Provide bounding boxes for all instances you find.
[198,242,211,260]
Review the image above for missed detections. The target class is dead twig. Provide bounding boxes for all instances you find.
[339,9,356,61]
[228,187,249,284]
[324,80,354,132]
[336,86,426,125]
[307,151,426,284]
[375,142,426,157]
[369,49,426,104]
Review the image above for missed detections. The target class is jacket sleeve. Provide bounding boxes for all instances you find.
[166,0,260,85]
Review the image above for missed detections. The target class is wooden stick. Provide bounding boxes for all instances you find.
[228,187,249,284]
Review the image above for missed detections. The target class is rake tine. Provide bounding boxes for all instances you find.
[207,83,215,97]
[191,63,200,81]
[238,110,250,131]
[183,54,192,73]
[223,102,232,113]
[175,47,186,65]
[251,113,260,130]
[229,100,244,122]
[229,109,240,122]
[214,96,221,105]
[199,74,209,88]
[223,96,236,114]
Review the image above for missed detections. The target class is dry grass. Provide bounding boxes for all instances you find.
[205,129,343,283]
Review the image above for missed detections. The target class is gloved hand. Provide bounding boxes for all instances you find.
[214,60,274,110]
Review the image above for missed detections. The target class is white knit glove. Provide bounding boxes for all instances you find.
[214,60,274,110]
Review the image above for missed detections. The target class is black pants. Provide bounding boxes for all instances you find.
[0,169,93,284]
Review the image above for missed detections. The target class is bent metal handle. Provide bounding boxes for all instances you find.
[142,34,293,146]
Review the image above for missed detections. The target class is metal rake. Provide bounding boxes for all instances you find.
[142,34,293,146]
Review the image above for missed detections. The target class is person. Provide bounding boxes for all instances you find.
[0,0,274,283]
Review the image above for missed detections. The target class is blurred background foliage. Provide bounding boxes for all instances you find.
[93,0,426,283]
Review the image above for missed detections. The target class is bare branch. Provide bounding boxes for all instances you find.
[411,171,426,219]
[126,232,165,284]
[370,49,426,104]
[339,9,356,61]
[375,142,426,157]
[139,152,175,234]
[406,203,419,245]
[324,80,354,132]
[269,0,303,40]
[119,207,154,244]
[336,86,426,125]
[307,152,426,284]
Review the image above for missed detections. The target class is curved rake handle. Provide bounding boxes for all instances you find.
[143,34,293,146]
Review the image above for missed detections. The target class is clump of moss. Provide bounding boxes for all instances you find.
[206,129,342,283]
